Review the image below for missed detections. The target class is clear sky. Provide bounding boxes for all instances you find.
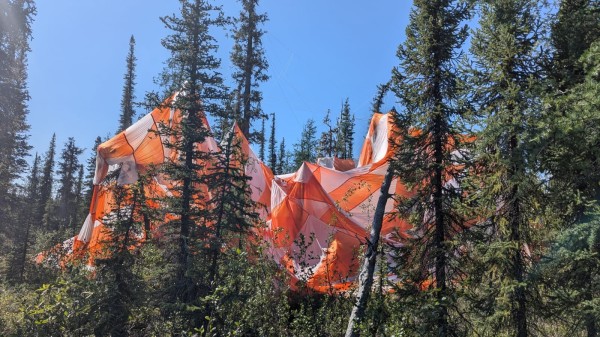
[27,1,411,163]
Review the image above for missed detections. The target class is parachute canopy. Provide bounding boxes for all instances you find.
[55,93,415,291]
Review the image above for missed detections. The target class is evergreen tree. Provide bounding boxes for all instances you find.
[37,133,56,229]
[465,1,544,336]
[292,119,317,169]
[118,35,137,133]
[318,109,336,158]
[335,99,355,160]
[389,0,470,335]
[8,153,40,282]
[54,137,84,232]
[157,0,228,330]
[0,0,35,239]
[277,137,287,174]
[548,0,600,90]
[91,176,149,337]
[268,112,277,172]
[537,40,600,337]
[230,0,269,141]
[200,129,261,332]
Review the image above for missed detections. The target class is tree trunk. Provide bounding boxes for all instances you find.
[345,164,394,337]
[509,135,528,337]
[241,7,254,138]
[432,114,448,337]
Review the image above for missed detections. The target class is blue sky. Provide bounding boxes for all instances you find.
[27,1,411,162]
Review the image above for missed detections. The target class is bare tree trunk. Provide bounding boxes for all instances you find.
[345,164,394,337]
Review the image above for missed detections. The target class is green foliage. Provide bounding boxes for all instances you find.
[389,0,471,335]
[293,118,318,169]
[230,0,269,141]
[335,98,355,160]
[118,35,137,133]
[268,112,277,172]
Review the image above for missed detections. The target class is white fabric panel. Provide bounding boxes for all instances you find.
[372,114,389,163]
[124,113,154,151]
[77,213,94,243]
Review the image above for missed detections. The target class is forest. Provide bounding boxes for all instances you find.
[1,0,600,336]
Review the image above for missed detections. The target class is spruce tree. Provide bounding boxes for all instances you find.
[268,112,277,172]
[54,137,83,232]
[37,133,56,229]
[549,0,600,90]
[157,0,228,330]
[277,137,287,174]
[200,128,261,332]
[0,0,35,237]
[230,0,269,141]
[118,35,137,133]
[8,153,40,282]
[465,1,544,336]
[292,119,317,169]
[335,99,355,159]
[390,0,470,335]
[318,109,336,158]
[537,40,600,337]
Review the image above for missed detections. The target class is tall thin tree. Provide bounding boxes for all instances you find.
[466,1,544,336]
[268,112,277,172]
[118,35,137,133]
[390,0,470,335]
[157,0,228,330]
[230,0,269,141]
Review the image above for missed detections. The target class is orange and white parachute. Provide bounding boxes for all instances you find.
[44,93,415,291]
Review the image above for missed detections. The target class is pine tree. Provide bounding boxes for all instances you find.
[293,119,317,169]
[268,112,277,172]
[0,0,35,238]
[118,35,137,133]
[465,1,544,336]
[230,0,269,141]
[157,0,228,330]
[37,133,56,229]
[335,99,355,160]
[389,0,470,335]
